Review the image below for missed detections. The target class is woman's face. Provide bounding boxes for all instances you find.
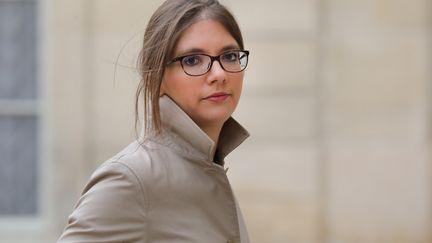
[161,19,244,131]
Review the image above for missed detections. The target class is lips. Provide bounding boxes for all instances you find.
[204,92,230,102]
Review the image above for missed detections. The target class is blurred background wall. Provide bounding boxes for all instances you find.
[0,0,431,242]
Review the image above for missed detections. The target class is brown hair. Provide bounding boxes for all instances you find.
[135,0,244,137]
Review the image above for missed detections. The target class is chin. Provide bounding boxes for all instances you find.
[210,113,233,124]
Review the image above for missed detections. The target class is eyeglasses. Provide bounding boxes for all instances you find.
[167,50,249,76]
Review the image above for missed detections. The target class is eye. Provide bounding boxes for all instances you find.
[182,55,202,66]
[221,51,239,62]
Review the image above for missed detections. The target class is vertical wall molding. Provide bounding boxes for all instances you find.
[315,0,330,242]
[82,0,96,177]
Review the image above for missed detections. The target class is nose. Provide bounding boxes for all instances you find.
[207,59,226,83]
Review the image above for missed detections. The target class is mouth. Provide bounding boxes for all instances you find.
[203,92,230,102]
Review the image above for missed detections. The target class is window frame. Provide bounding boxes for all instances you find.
[0,0,49,238]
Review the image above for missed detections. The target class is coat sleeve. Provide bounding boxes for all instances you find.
[57,161,148,243]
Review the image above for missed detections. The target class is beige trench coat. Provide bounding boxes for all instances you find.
[58,96,250,243]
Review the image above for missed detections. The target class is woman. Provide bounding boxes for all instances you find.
[58,0,250,242]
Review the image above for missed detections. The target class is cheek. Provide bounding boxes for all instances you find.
[162,70,202,100]
[161,68,183,94]
[231,73,244,91]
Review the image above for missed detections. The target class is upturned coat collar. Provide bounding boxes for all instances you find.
[149,95,249,165]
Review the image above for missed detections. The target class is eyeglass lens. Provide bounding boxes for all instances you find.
[181,50,248,76]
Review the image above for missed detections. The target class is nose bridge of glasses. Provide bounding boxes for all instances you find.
[207,55,225,71]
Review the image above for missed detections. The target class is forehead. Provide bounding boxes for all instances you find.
[174,19,239,55]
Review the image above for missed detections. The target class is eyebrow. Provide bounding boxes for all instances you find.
[176,44,240,57]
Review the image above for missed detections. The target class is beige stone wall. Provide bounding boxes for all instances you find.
[323,0,432,242]
[3,0,429,242]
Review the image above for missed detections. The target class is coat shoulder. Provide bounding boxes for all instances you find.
[108,140,153,173]
[100,140,155,191]
[58,142,151,242]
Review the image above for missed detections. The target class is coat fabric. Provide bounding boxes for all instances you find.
[58,95,250,243]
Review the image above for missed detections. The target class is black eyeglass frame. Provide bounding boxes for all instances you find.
[167,50,250,77]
